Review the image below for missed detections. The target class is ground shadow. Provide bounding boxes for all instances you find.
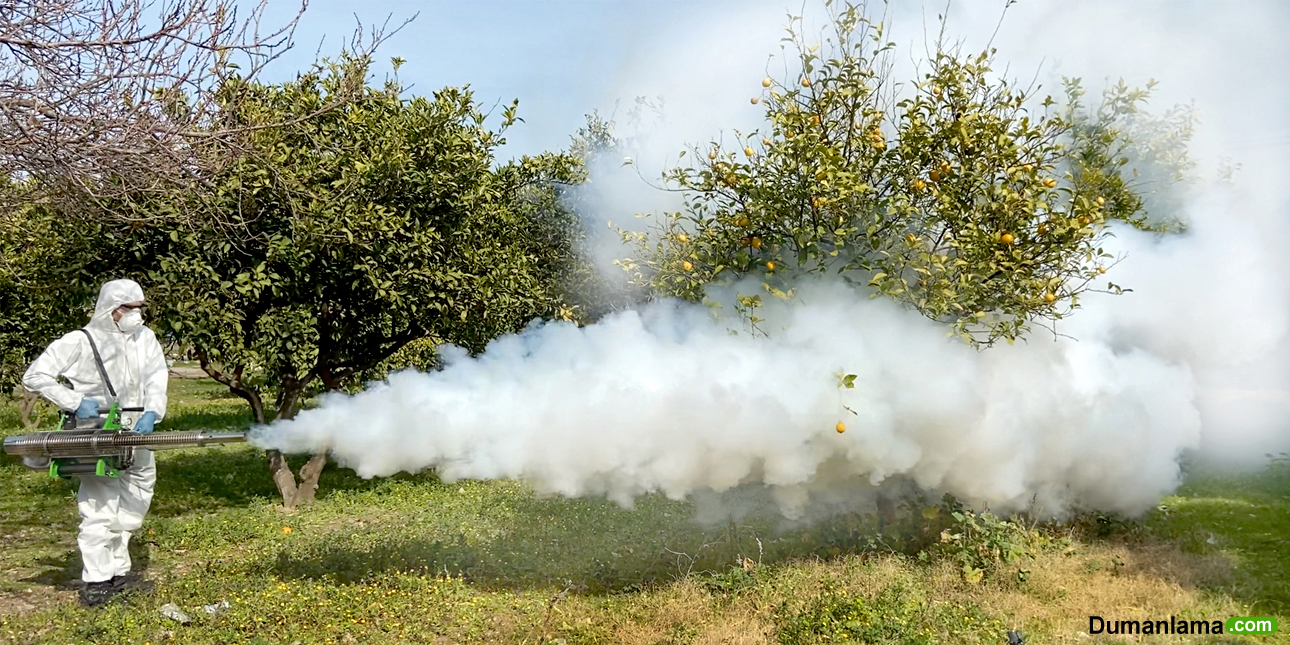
[18,530,153,592]
[150,449,437,516]
[267,532,780,595]
[264,492,889,595]
[19,553,79,590]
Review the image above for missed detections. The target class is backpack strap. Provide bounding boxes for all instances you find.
[79,328,117,400]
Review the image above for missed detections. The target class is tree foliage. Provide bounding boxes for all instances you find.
[49,56,586,505]
[0,203,92,393]
[622,2,1190,345]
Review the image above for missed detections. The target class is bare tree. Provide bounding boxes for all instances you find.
[0,0,392,224]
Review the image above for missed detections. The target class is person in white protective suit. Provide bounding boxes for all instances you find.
[22,279,168,607]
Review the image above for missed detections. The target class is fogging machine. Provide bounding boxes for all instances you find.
[3,402,244,478]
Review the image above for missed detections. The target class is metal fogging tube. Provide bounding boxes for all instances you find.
[3,430,246,459]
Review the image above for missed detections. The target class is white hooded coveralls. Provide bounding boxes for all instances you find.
[22,279,169,583]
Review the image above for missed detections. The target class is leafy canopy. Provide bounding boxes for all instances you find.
[622,2,1190,345]
[0,201,91,392]
[68,56,585,420]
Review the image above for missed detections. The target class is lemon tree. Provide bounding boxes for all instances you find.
[624,2,1189,345]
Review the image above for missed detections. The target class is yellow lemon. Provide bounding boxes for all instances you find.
[766,261,776,271]
[762,77,773,88]
[682,261,693,271]
[836,421,846,434]
[1043,292,1057,303]
[1000,233,1015,244]
[744,146,755,157]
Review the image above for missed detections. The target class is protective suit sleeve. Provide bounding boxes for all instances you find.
[139,329,169,420]
[22,332,88,412]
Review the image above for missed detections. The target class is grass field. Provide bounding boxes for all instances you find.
[1,376,1286,644]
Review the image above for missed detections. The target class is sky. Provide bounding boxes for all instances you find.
[245,0,1289,161]
[247,0,796,157]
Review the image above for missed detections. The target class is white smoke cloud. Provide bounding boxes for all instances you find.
[252,0,1290,517]
[254,280,1198,518]
[958,0,1290,467]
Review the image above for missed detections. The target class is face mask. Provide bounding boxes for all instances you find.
[115,309,144,334]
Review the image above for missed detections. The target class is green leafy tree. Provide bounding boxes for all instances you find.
[622,2,1190,345]
[65,57,586,506]
[0,202,91,397]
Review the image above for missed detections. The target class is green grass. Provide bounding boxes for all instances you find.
[1147,457,1290,615]
[1,378,1287,644]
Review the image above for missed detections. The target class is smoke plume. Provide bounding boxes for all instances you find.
[251,0,1290,518]
[255,279,1203,517]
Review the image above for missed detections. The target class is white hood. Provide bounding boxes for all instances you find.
[87,279,146,334]
[22,277,169,421]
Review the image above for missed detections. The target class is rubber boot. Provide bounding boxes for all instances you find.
[79,580,117,607]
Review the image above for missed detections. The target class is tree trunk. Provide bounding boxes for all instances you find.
[269,450,300,507]
[196,351,339,509]
[291,450,328,507]
[197,351,303,507]
[273,383,327,510]
[17,388,42,429]
[877,496,897,532]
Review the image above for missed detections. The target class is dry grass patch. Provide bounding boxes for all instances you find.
[970,540,1247,644]
[691,612,774,645]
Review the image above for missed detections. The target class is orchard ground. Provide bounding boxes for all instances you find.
[0,370,1286,644]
